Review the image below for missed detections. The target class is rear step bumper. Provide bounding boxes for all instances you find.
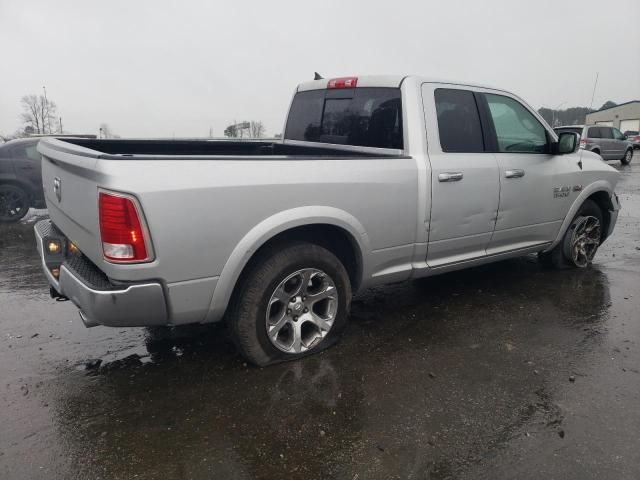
[35,220,168,328]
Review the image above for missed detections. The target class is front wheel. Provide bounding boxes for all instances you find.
[0,184,30,223]
[228,241,352,366]
[539,199,603,269]
[621,148,633,165]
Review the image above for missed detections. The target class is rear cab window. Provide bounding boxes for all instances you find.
[285,88,403,149]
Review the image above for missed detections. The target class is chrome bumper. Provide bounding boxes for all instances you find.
[34,220,168,328]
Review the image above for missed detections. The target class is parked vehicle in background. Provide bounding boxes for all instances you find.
[0,138,45,222]
[623,130,640,149]
[554,124,633,165]
[35,75,621,366]
[0,135,98,222]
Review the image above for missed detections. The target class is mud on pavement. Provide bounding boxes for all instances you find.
[1,163,639,480]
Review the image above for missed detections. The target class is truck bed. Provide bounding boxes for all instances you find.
[58,138,402,158]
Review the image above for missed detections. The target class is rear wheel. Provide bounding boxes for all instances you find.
[228,241,351,366]
[621,148,633,165]
[0,184,30,222]
[539,200,603,269]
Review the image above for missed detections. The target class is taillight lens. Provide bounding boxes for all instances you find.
[99,192,149,262]
[579,137,587,148]
[327,77,358,89]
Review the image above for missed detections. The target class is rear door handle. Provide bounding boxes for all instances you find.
[505,169,525,178]
[438,172,463,182]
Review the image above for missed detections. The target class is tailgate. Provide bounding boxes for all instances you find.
[37,138,104,266]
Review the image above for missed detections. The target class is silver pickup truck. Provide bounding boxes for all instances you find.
[35,75,621,366]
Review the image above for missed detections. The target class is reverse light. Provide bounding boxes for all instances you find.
[99,191,150,262]
[327,77,358,89]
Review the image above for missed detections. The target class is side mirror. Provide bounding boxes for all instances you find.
[553,131,579,155]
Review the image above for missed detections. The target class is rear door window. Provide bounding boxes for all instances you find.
[600,127,613,139]
[285,88,403,149]
[434,89,485,153]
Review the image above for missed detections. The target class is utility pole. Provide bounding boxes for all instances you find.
[589,72,599,111]
[42,86,50,134]
[59,117,63,134]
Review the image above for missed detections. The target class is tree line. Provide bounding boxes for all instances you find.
[537,101,617,127]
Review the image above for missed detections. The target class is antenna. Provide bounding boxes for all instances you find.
[314,72,324,80]
[589,72,599,111]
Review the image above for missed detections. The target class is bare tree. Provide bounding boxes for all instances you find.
[224,124,239,138]
[249,121,265,138]
[20,94,57,134]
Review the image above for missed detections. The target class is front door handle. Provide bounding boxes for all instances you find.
[505,169,525,178]
[438,172,463,182]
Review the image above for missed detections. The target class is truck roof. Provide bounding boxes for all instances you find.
[296,74,510,93]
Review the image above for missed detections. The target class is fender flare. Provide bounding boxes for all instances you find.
[546,180,615,250]
[203,206,371,323]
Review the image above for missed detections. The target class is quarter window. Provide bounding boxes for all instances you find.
[588,127,601,138]
[434,89,484,153]
[485,94,548,153]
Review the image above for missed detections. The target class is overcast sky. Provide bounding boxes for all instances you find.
[1,0,639,138]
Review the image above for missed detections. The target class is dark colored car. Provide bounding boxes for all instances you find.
[623,130,640,149]
[0,138,45,222]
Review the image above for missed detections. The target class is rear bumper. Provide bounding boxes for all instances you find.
[34,220,168,328]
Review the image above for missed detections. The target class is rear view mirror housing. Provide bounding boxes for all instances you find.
[552,131,580,155]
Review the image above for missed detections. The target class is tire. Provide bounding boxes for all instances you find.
[228,241,352,367]
[0,184,30,223]
[538,199,603,269]
[621,148,633,165]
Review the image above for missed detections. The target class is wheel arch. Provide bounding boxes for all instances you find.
[203,207,371,323]
[548,182,616,250]
[0,177,35,198]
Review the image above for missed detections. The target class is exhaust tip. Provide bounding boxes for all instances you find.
[78,310,99,328]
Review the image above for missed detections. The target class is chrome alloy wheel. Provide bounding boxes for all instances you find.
[265,268,338,354]
[566,215,601,267]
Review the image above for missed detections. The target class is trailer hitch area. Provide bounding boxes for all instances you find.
[50,286,69,302]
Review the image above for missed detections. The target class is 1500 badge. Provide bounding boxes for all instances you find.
[554,185,583,198]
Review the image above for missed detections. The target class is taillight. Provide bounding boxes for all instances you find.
[99,191,150,262]
[579,137,587,148]
[327,77,358,89]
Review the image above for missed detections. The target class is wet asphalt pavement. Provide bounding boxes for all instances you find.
[1,162,639,480]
